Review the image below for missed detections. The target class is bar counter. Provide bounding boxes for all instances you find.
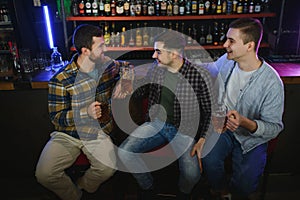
[0,62,300,90]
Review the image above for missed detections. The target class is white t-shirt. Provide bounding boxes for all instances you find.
[224,65,256,110]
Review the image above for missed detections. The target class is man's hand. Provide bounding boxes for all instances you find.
[190,137,206,173]
[226,110,258,133]
[87,101,101,119]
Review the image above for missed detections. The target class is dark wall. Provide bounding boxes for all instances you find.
[0,89,53,177]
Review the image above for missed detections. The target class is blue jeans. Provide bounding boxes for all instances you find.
[202,131,267,196]
[118,119,201,194]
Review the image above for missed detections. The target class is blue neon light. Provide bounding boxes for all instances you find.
[43,5,54,49]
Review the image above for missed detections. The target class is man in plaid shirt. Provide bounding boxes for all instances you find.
[35,24,131,200]
[118,31,213,200]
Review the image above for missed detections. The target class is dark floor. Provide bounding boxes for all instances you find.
[2,171,300,200]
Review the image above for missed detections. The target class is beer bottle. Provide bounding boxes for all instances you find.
[212,22,219,46]
[232,0,238,13]
[187,27,193,45]
[222,0,227,14]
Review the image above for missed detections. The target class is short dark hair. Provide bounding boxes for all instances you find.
[72,24,103,54]
[229,18,263,51]
[154,30,186,54]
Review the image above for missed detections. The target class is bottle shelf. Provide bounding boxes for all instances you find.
[105,43,269,51]
[66,12,276,21]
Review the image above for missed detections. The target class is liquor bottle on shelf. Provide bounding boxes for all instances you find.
[216,0,222,14]
[154,0,159,15]
[198,0,205,15]
[179,0,185,15]
[136,0,142,15]
[185,0,192,15]
[104,24,111,46]
[232,0,238,13]
[78,0,85,16]
[213,22,219,46]
[243,0,249,13]
[116,0,124,15]
[128,24,135,47]
[110,22,116,47]
[187,27,193,45]
[211,0,217,14]
[148,0,155,15]
[204,0,210,15]
[142,0,148,15]
[192,24,198,45]
[71,0,79,16]
[121,26,127,47]
[160,0,167,16]
[92,0,99,16]
[219,22,226,45]
[130,0,136,16]
[51,47,63,70]
[173,0,179,15]
[104,0,111,16]
[85,0,92,16]
[135,23,142,47]
[206,25,213,45]
[236,0,243,14]
[167,0,173,16]
[254,0,261,13]
[222,0,227,14]
[191,0,198,15]
[226,0,233,14]
[111,0,116,16]
[143,23,149,46]
[248,0,254,13]
[115,32,121,47]
[124,0,130,15]
[99,0,105,16]
[199,25,206,45]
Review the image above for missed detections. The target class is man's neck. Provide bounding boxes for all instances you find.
[236,54,262,72]
[77,55,95,73]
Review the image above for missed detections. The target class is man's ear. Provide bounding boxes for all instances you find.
[247,41,255,52]
[81,47,90,55]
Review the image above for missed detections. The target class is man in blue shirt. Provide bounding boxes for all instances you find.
[201,18,284,199]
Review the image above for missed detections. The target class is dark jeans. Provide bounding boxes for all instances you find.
[202,131,267,197]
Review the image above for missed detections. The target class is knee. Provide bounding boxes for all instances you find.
[35,165,56,187]
[202,155,222,172]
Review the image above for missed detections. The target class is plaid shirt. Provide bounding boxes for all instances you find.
[135,59,212,140]
[48,54,130,140]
